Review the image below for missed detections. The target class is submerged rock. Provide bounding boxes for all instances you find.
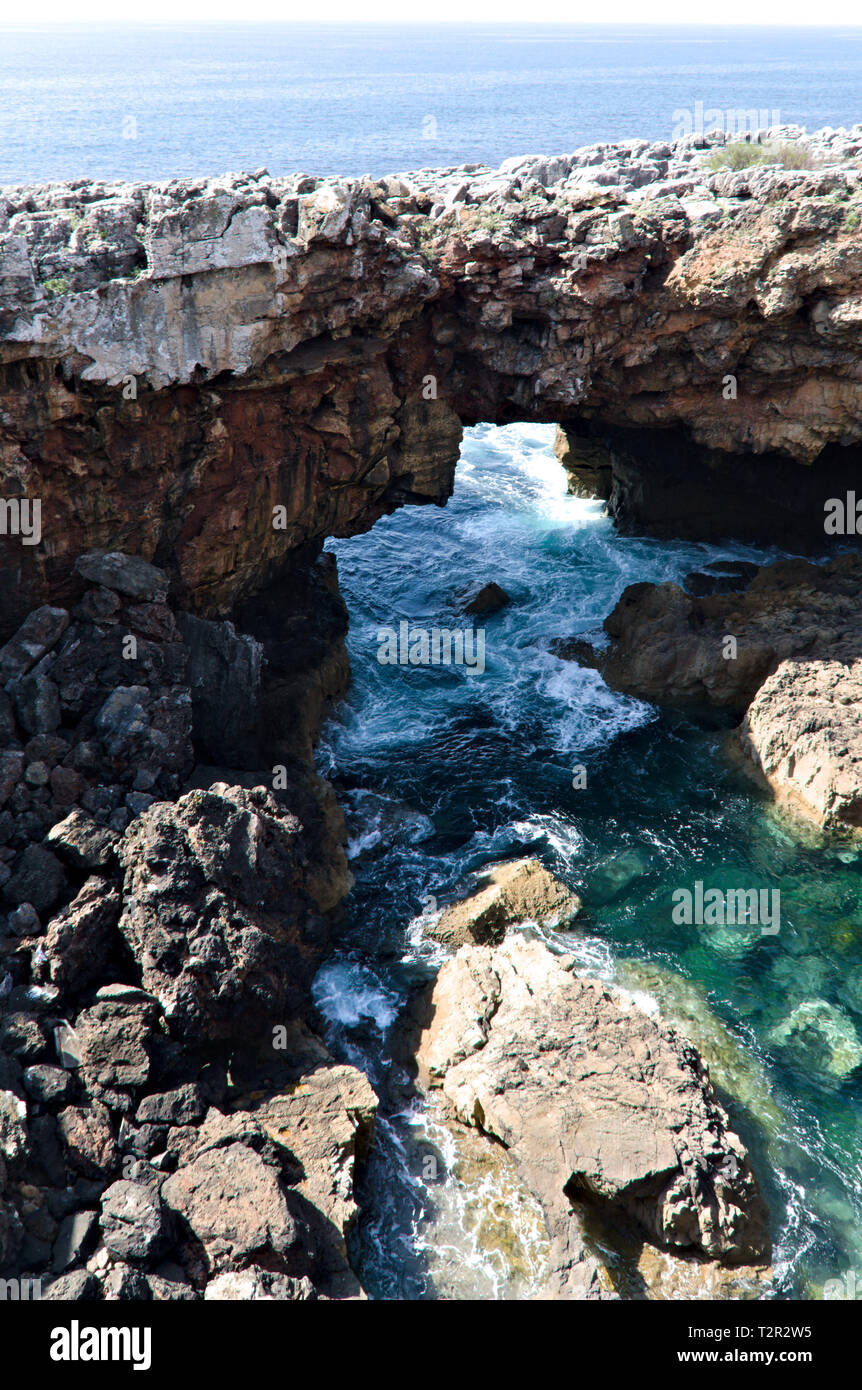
[587,848,652,904]
[768,999,862,1083]
[425,857,581,948]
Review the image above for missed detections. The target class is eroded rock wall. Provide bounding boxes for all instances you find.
[3,127,862,629]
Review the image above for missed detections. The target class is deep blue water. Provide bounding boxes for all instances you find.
[1,23,862,186]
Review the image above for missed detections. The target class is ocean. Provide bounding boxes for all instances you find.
[1,23,862,187]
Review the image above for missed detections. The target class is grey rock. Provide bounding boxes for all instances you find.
[5,844,66,915]
[42,1269,100,1300]
[52,1208,99,1272]
[100,1179,172,1262]
[101,1263,153,1300]
[0,607,69,681]
[136,1083,206,1127]
[23,1064,74,1105]
[74,552,168,603]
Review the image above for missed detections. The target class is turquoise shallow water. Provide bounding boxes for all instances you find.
[314,422,862,1300]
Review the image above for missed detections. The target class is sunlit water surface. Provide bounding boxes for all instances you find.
[315,423,862,1300]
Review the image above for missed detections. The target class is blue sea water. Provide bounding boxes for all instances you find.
[1,22,862,187]
[317,425,862,1300]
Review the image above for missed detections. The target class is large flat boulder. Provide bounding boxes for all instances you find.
[416,937,770,1274]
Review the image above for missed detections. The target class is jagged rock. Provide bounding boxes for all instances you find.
[0,608,69,681]
[0,1013,47,1062]
[74,995,159,1094]
[0,1089,28,1162]
[10,671,62,735]
[415,938,770,1280]
[101,1263,153,1299]
[232,553,350,766]
[146,1267,198,1300]
[117,783,335,1043]
[42,1268,100,1299]
[463,582,511,615]
[44,879,122,995]
[45,810,118,871]
[233,1022,376,1296]
[204,1268,318,1300]
[22,1064,74,1105]
[176,613,262,767]
[99,1179,172,1262]
[426,858,581,948]
[566,554,862,834]
[58,1102,119,1180]
[136,1084,207,1127]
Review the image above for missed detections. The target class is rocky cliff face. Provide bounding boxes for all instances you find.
[2,126,862,629]
[563,555,862,834]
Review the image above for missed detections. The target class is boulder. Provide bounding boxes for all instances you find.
[58,1102,119,1180]
[74,552,169,604]
[46,810,118,871]
[161,1141,301,1274]
[416,938,770,1275]
[117,783,334,1043]
[234,1022,377,1255]
[22,1064,74,1105]
[74,995,159,1094]
[44,879,122,995]
[136,1084,207,1127]
[42,1269,100,1300]
[736,659,862,832]
[100,1178,173,1262]
[426,858,581,948]
[5,844,66,915]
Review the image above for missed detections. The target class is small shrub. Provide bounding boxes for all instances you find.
[707,142,765,171]
[707,141,817,172]
[41,275,70,296]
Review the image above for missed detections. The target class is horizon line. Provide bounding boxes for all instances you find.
[5,18,862,26]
